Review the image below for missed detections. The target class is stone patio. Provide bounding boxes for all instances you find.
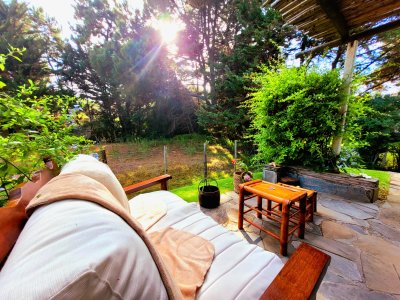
[199,172,400,300]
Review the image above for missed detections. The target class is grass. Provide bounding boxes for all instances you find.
[171,172,262,202]
[344,167,391,199]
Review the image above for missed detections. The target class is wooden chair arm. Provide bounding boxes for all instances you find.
[260,243,330,300]
[123,174,172,195]
[1,160,58,266]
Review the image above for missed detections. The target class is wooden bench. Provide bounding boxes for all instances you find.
[261,243,330,300]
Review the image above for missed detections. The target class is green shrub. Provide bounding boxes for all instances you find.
[246,65,345,170]
[0,50,91,204]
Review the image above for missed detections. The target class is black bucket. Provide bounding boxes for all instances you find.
[198,179,220,209]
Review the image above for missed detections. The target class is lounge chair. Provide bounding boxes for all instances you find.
[0,156,329,299]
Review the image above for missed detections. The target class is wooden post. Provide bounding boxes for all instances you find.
[238,186,244,229]
[234,140,237,172]
[203,142,208,179]
[163,145,168,174]
[332,40,358,156]
[99,149,107,164]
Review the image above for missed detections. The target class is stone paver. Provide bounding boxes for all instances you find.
[321,220,357,241]
[317,282,397,300]
[200,172,400,299]
[353,234,400,269]
[320,198,375,220]
[368,219,400,244]
[326,252,362,283]
[388,172,400,203]
[362,252,400,294]
[317,202,369,227]
[378,207,400,229]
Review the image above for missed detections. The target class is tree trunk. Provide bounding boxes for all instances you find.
[331,40,358,156]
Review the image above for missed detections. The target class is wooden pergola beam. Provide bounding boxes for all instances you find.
[316,0,349,40]
[295,18,400,58]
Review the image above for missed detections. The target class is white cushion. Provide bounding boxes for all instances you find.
[61,155,130,212]
[0,200,168,300]
[130,191,284,300]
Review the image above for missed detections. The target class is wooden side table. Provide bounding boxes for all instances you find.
[277,182,317,222]
[238,180,307,256]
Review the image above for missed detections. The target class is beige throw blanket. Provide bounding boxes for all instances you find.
[27,173,214,300]
[150,228,215,300]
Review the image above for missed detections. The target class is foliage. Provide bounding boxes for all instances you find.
[336,146,365,170]
[0,51,91,204]
[59,0,196,141]
[356,93,400,170]
[0,0,63,94]
[246,65,347,170]
[358,29,400,91]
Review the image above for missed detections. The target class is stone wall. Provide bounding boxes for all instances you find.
[263,167,379,203]
[290,168,379,203]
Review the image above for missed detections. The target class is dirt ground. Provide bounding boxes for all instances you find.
[102,141,234,190]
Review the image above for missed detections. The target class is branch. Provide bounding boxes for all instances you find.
[0,156,32,181]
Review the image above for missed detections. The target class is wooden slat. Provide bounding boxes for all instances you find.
[286,5,323,25]
[282,1,317,18]
[316,0,349,39]
[266,0,400,46]
[123,174,172,194]
[260,243,330,300]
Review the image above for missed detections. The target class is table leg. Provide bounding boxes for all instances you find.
[308,193,315,222]
[238,188,244,229]
[257,196,262,219]
[280,204,289,256]
[313,192,318,213]
[298,195,306,239]
[267,200,271,216]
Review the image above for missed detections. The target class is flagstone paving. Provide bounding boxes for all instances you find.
[200,172,400,299]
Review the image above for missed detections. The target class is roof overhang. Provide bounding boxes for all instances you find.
[263,0,400,57]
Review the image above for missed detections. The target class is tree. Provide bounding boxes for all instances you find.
[359,29,400,91]
[158,0,293,139]
[198,2,293,140]
[357,93,400,170]
[60,0,196,141]
[0,0,63,93]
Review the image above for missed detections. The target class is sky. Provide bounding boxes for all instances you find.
[25,0,76,39]
[24,0,144,40]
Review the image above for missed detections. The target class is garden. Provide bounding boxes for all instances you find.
[1,0,399,205]
[1,0,400,299]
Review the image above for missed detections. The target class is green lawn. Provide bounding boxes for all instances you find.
[171,171,262,202]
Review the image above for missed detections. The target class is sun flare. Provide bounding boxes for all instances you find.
[153,18,184,45]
